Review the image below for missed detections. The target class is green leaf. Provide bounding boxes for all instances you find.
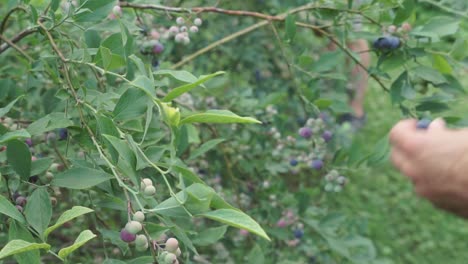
[247,243,265,264]
[199,209,270,241]
[0,240,50,260]
[192,226,228,246]
[153,183,215,217]
[26,113,73,136]
[163,71,225,102]
[432,54,452,75]
[415,101,449,112]
[7,140,31,181]
[0,96,23,118]
[131,75,155,97]
[367,135,390,166]
[102,135,136,169]
[74,0,115,23]
[0,195,26,224]
[412,66,447,85]
[154,70,198,83]
[129,55,147,75]
[30,158,53,176]
[188,138,225,160]
[51,167,114,189]
[285,15,297,42]
[24,188,52,238]
[393,0,415,24]
[8,220,40,264]
[314,99,333,109]
[58,230,96,259]
[0,130,31,144]
[44,206,94,239]
[417,16,460,38]
[180,110,261,125]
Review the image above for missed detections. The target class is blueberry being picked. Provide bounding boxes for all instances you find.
[373,36,400,51]
[416,118,431,130]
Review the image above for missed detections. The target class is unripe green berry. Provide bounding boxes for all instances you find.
[164,253,177,264]
[142,178,153,186]
[125,220,143,234]
[135,234,148,247]
[175,247,181,257]
[133,211,145,222]
[165,238,179,253]
[143,185,156,196]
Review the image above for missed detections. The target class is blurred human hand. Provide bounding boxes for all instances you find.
[389,118,468,218]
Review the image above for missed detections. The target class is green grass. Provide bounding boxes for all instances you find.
[333,83,468,264]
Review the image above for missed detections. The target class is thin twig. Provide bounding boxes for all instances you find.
[0,6,28,41]
[0,34,33,61]
[0,28,37,54]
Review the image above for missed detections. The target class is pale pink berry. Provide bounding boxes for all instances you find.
[388,25,397,33]
[174,33,184,43]
[239,229,249,236]
[150,29,160,40]
[401,22,412,32]
[169,26,179,35]
[190,26,199,33]
[176,17,185,25]
[276,219,287,228]
[112,6,122,17]
[165,238,179,253]
[194,18,202,26]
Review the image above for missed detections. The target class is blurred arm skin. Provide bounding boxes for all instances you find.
[389,119,468,218]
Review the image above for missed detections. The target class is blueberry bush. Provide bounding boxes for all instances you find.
[0,0,466,263]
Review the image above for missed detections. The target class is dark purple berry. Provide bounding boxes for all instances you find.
[25,138,33,147]
[120,228,136,243]
[29,175,39,184]
[293,229,304,239]
[298,127,312,139]
[322,131,333,142]
[416,118,431,130]
[311,160,323,170]
[152,43,164,54]
[15,196,27,206]
[289,159,298,167]
[58,128,68,140]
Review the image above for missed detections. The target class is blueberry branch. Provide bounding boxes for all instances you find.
[0,28,37,55]
[295,22,390,93]
[0,6,28,42]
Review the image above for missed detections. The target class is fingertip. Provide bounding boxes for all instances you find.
[389,119,418,144]
[428,118,445,130]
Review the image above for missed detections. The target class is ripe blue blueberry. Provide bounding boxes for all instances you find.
[311,159,323,170]
[293,229,304,239]
[373,36,400,50]
[58,128,68,140]
[298,127,312,139]
[289,159,298,166]
[322,130,333,142]
[417,118,431,130]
